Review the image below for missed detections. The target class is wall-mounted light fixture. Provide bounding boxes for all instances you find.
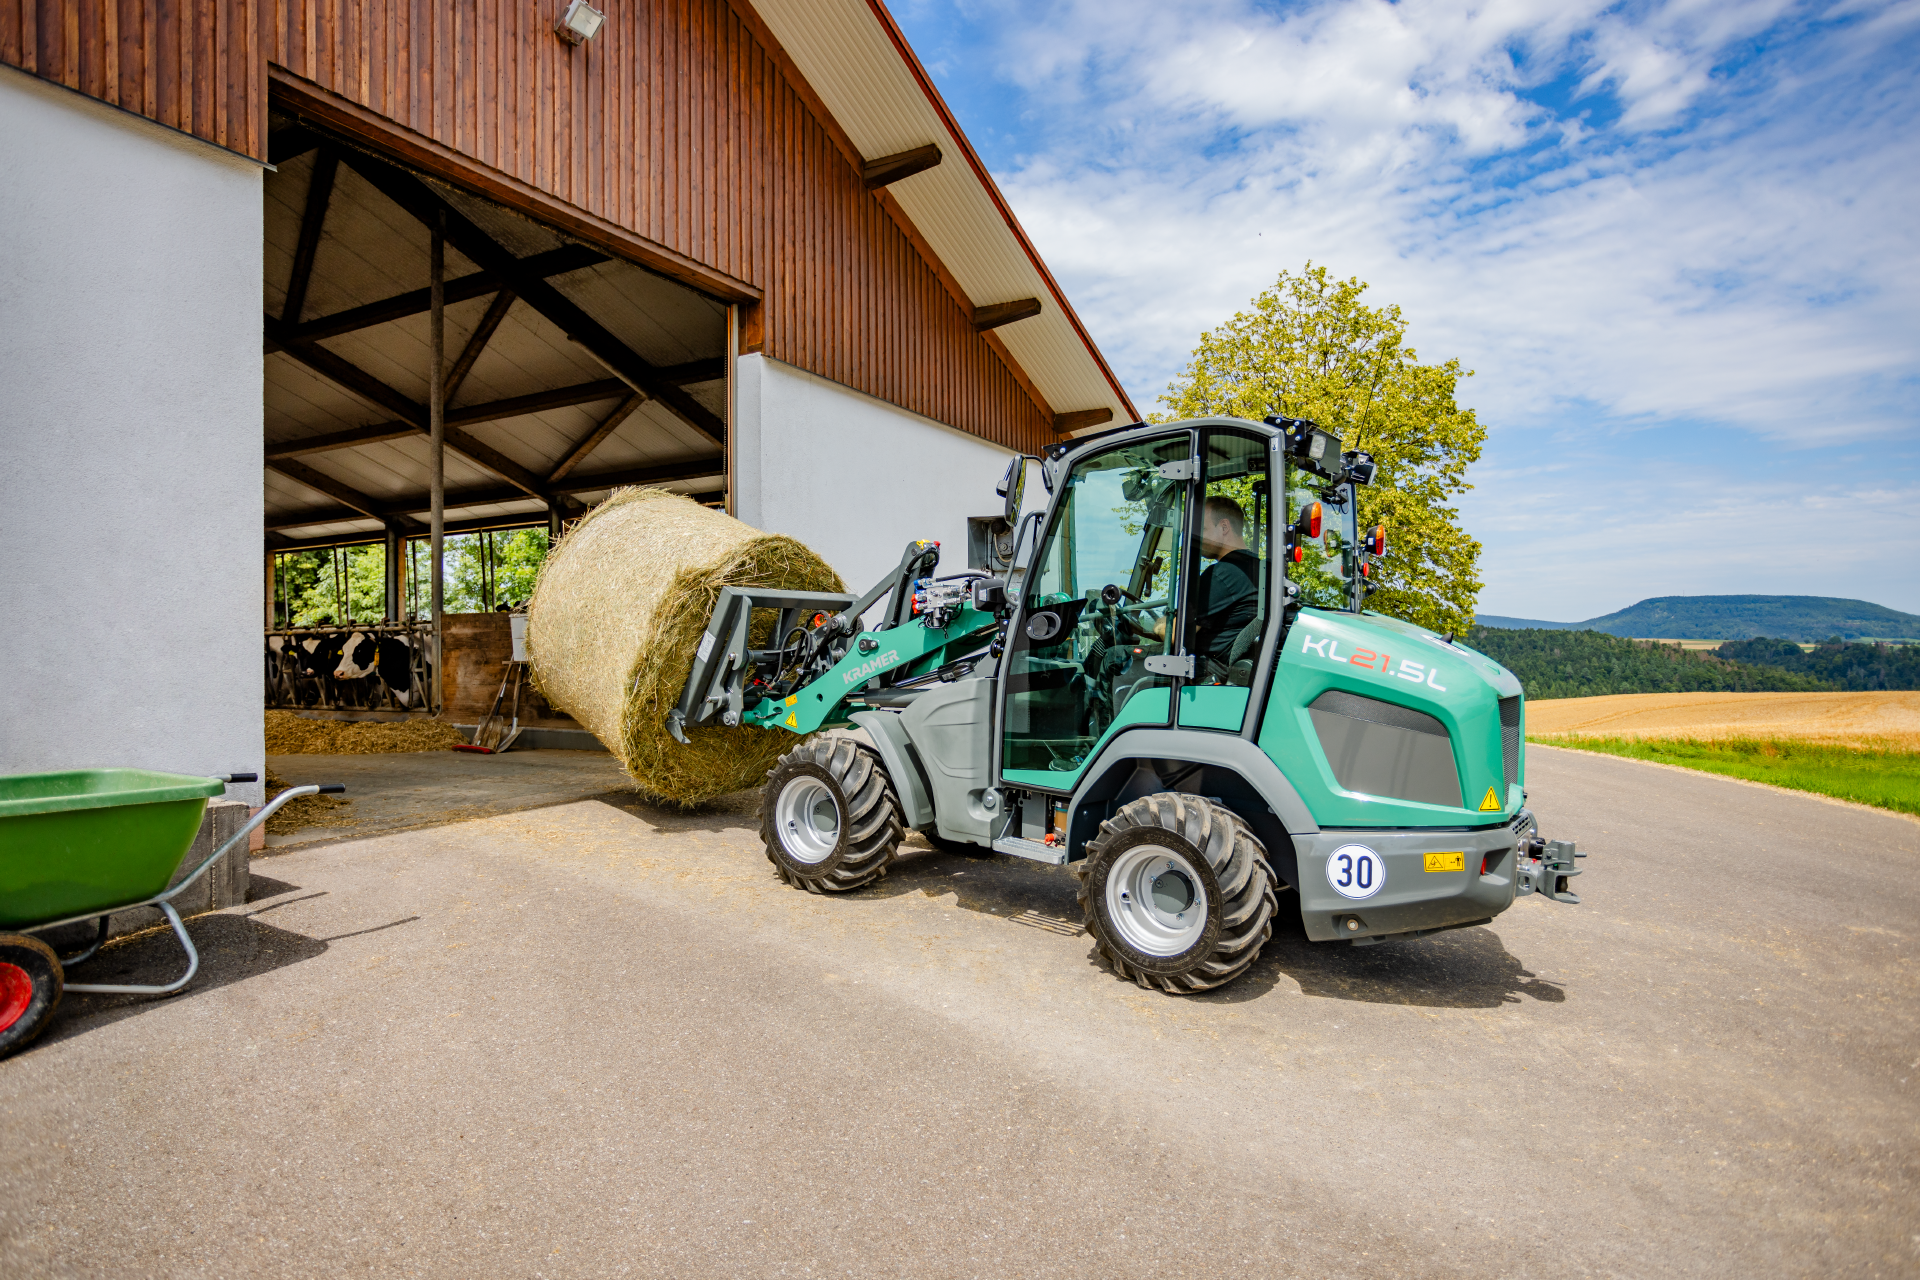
[555,0,605,45]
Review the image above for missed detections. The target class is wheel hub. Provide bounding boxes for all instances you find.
[1105,844,1209,956]
[774,776,841,864]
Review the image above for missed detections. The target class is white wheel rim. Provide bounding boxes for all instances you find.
[775,776,841,864]
[1104,843,1208,957]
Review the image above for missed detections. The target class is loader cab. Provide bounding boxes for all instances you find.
[998,423,1276,791]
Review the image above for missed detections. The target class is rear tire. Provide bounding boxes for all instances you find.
[761,738,903,893]
[1076,793,1277,994]
[0,934,64,1059]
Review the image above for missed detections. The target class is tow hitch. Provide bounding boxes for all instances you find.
[1516,834,1584,904]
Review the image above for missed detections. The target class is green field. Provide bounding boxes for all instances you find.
[1533,735,1920,816]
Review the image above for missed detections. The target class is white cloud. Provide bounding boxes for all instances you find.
[918,0,1920,613]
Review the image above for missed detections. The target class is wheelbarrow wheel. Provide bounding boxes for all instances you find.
[0,934,64,1059]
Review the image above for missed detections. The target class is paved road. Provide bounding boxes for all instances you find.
[2,748,1915,1278]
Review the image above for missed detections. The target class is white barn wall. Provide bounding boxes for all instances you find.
[0,69,265,804]
[733,353,1043,598]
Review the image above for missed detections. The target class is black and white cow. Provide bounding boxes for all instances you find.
[334,631,430,708]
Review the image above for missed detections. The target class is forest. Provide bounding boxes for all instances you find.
[1715,637,1920,691]
[1461,628,1834,699]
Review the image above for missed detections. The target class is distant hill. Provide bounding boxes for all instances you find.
[1476,596,1920,641]
[1463,628,1835,700]
[1475,614,1580,631]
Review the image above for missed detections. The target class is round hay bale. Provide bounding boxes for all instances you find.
[527,487,845,806]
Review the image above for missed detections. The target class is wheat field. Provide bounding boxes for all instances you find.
[1526,690,1920,751]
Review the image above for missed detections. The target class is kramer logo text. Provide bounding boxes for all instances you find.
[842,650,901,685]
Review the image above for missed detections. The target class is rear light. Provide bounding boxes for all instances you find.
[1291,545,1305,563]
[1299,502,1322,539]
[1367,525,1387,556]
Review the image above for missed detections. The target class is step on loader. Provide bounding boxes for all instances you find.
[669,415,1585,994]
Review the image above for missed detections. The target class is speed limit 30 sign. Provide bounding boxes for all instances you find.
[1325,844,1386,899]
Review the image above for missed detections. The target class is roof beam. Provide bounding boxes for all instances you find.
[341,153,728,445]
[1053,408,1114,435]
[446,379,628,427]
[443,290,516,402]
[274,246,603,346]
[262,318,589,511]
[973,298,1043,333]
[269,492,724,552]
[548,395,644,483]
[266,457,726,531]
[653,357,726,386]
[280,149,338,327]
[861,144,942,190]
[266,459,421,533]
[264,379,635,462]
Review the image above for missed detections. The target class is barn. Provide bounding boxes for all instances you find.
[0,1,1137,800]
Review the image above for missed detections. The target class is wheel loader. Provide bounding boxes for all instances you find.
[669,415,1584,993]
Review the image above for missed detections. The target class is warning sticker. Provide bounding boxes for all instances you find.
[1424,852,1466,873]
[1479,786,1502,812]
[696,631,714,662]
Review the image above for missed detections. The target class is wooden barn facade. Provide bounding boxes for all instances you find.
[0,1,1136,792]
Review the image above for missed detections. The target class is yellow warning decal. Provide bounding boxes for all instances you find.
[1424,852,1466,873]
[785,695,798,706]
[785,714,800,728]
[1479,786,1502,812]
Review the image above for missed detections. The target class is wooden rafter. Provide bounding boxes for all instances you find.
[973,298,1043,333]
[1053,408,1114,434]
[266,457,726,531]
[548,394,644,483]
[280,149,339,326]
[342,154,728,445]
[861,144,942,189]
[262,378,636,463]
[273,246,603,346]
[443,290,516,402]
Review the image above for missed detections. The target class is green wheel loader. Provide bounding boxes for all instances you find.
[669,415,1584,994]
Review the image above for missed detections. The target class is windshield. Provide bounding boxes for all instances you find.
[1286,468,1361,611]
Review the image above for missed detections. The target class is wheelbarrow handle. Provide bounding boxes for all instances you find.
[223,772,259,784]
[317,783,346,794]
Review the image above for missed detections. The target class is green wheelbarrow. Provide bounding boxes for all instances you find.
[0,769,343,1059]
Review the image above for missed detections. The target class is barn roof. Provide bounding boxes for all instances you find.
[746,0,1139,433]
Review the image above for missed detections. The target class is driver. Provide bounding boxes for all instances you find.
[1143,496,1262,659]
[1184,495,1262,660]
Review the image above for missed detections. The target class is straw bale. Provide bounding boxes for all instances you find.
[527,487,845,806]
[264,709,468,754]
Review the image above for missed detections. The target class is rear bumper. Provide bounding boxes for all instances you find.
[1293,823,1522,944]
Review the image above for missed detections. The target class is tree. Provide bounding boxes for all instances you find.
[1157,264,1486,635]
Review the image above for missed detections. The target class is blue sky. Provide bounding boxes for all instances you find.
[890,0,1920,621]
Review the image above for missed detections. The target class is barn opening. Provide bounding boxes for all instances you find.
[262,106,732,728]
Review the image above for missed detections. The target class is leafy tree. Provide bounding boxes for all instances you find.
[274,528,552,627]
[1157,264,1486,634]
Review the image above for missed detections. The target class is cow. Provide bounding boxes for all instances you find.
[335,631,430,708]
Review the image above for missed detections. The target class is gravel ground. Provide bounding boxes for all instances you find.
[1,748,1914,1278]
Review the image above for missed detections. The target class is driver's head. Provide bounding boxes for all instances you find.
[1200,495,1248,559]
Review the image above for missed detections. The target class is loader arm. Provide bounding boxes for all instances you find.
[667,539,1002,743]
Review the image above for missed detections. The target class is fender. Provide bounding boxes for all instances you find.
[849,710,936,831]
[1064,728,1321,872]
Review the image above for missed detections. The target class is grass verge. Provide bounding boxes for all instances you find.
[1532,735,1920,817]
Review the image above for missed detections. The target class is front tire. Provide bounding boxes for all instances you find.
[1076,793,1277,994]
[761,738,903,893]
[0,934,64,1059]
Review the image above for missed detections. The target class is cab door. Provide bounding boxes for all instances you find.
[997,432,1194,792]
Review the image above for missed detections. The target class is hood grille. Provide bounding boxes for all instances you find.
[1499,696,1522,791]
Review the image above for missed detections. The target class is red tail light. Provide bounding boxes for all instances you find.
[1301,502,1322,539]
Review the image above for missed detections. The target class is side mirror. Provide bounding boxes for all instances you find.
[999,456,1027,526]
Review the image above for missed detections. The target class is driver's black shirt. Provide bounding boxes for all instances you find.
[1191,549,1262,659]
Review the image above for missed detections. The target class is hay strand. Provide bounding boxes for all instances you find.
[527,487,844,805]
